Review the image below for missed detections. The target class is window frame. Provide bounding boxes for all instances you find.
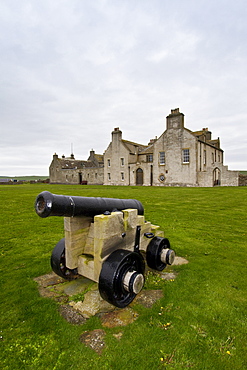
[159,151,165,165]
[182,149,190,164]
[146,154,153,163]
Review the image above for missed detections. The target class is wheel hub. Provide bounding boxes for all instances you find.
[123,270,144,294]
[160,248,176,265]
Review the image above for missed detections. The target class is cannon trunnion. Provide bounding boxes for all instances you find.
[35,191,175,308]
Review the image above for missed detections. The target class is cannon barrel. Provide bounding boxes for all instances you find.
[35,191,144,218]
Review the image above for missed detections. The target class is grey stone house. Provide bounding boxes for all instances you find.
[49,150,104,185]
[104,108,239,187]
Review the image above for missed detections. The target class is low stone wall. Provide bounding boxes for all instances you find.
[239,174,247,186]
[0,181,23,185]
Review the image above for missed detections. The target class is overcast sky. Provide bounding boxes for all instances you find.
[1,0,247,176]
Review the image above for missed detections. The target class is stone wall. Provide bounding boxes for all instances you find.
[153,127,198,186]
[220,167,239,186]
[239,174,247,186]
[83,168,104,185]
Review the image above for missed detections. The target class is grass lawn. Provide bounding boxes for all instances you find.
[0,184,246,369]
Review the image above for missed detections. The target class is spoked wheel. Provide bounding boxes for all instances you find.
[50,238,78,280]
[146,236,175,271]
[99,249,145,308]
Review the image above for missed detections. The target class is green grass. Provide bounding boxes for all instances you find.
[0,184,246,369]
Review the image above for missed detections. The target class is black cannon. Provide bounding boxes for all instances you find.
[35,191,175,308]
[35,190,144,218]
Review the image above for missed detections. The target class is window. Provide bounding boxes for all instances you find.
[146,154,153,162]
[182,149,190,163]
[95,173,97,179]
[159,151,165,165]
[121,172,124,180]
[107,159,111,167]
[108,173,111,181]
[120,158,124,166]
[203,150,206,165]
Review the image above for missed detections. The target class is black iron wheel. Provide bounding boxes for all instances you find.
[146,236,174,271]
[50,238,78,280]
[99,249,145,308]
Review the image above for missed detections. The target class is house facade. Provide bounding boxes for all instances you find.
[49,150,104,185]
[104,108,239,187]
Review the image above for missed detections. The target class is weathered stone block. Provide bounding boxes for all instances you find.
[83,223,94,255]
[77,255,95,282]
[64,216,92,232]
[151,224,164,237]
[123,208,138,230]
[94,212,124,238]
[64,216,92,268]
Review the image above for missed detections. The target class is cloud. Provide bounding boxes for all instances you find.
[0,0,247,176]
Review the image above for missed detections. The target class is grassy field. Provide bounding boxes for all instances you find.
[0,184,246,369]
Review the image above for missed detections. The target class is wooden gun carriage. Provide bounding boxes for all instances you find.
[35,191,175,308]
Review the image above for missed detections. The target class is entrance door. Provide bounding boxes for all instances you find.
[213,168,221,186]
[136,168,143,185]
[78,173,82,184]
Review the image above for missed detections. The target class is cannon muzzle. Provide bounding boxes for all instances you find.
[35,191,144,218]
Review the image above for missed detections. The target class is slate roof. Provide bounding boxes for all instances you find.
[122,139,148,154]
[58,158,102,170]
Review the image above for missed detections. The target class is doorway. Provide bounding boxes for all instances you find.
[78,172,82,184]
[136,168,143,185]
[213,168,221,186]
[150,165,153,186]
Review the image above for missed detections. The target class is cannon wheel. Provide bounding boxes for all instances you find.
[99,249,145,308]
[50,238,78,280]
[146,236,171,271]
